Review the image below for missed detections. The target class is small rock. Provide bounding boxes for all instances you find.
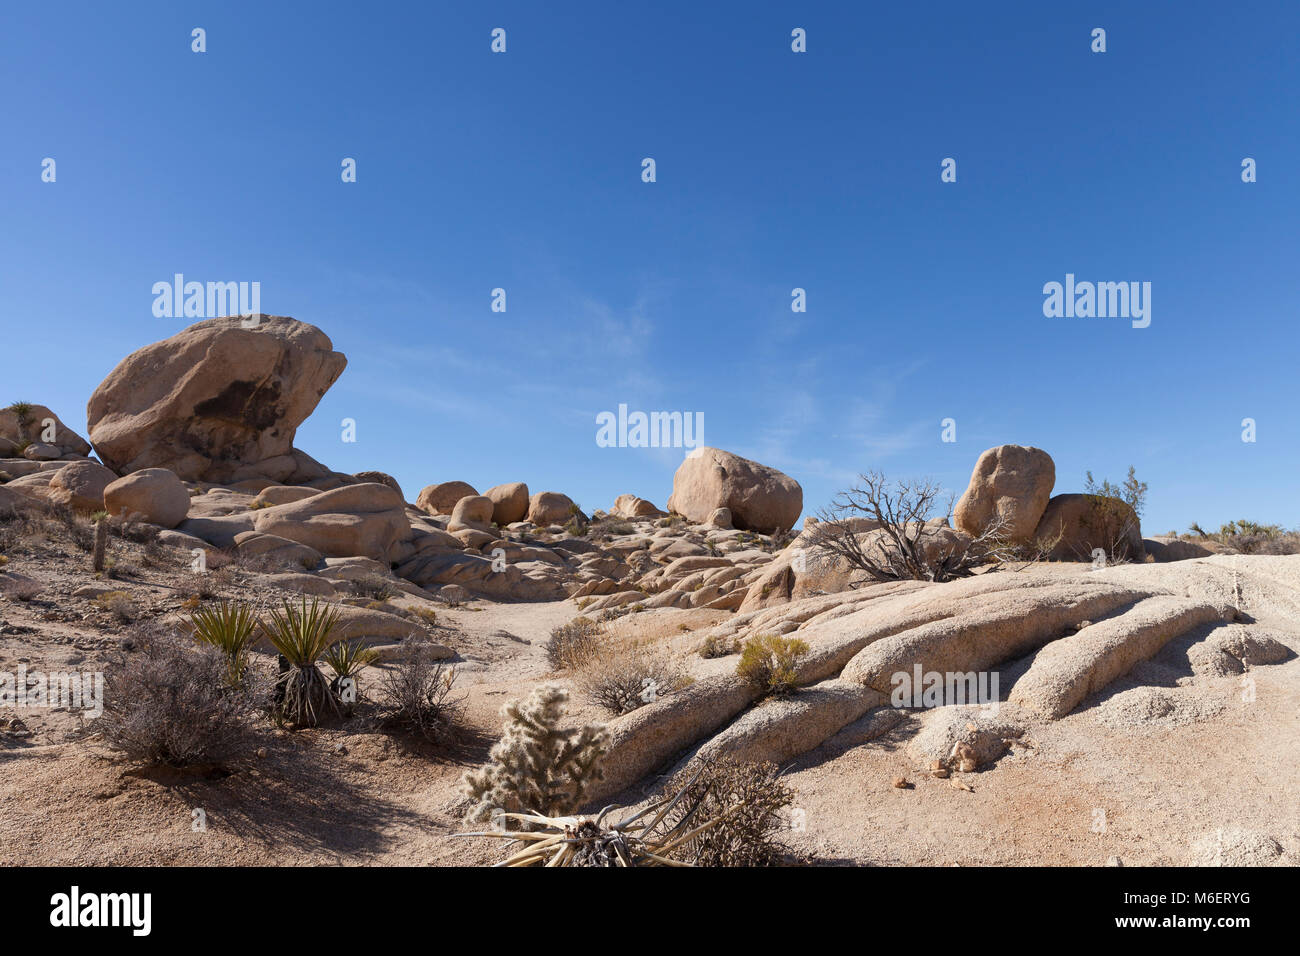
[1106,856,1124,867]
[334,742,347,755]
[891,776,910,789]
[256,747,268,759]
[950,778,974,792]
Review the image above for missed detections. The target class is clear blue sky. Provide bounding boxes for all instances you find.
[3,1,1296,534]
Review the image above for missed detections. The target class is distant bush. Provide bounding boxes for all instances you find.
[95,590,137,623]
[698,633,742,659]
[380,641,463,742]
[97,625,261,768]
[545,616,602,670]
[736,633,808,697]
[576,643,689,715]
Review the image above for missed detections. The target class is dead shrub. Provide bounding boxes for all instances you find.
[95,624,263,768]
[380,641,464,743]
[575,642,689,715]
[545,616,602,670]
[662,756,795,867]
[95,590,137,622]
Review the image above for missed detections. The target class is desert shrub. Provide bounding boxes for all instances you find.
[807,471,1013,582]
[349,573,397,601]
[461,684,608,825]
[545,616,602,670]
[96,625,261,768]
[575,642,689,715]
[736,633,808,696]
[263,596,342,727]
[47,505,96,553]
[698,633,742,659]
[190,600,258,682]
[1080,466,1147,562]
[95,590,137,622]
[662,756,795,867]
[379,641,463,741]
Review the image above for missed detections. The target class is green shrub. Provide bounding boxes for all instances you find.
[736,633,809,696]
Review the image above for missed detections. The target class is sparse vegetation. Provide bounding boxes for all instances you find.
[379,641,463,741]
[95,590,137,622]
[462,684,608,825]
[575,642,689,715]
[189,600,258,683]
[736,633,808,697]
[96,623,262,768]
[324,639,381,714]
[698,633,742,659]
[661,756,795,867]
[545,615,602,670]
[262,596,342,727]
[808,471,1014,582]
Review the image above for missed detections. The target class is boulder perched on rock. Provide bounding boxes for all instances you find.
[667,447,802,533]
[0,403,92,459]
[252,482,411,563]
[416,481,478,516]
[47,460,117,512]
[484,482,529,525]
[103,468,191,528]
[954,445,1055,542]
[528,491,580,526]
[1034,493,1144,561]
[612,494,663,518]
[86,316,347,482]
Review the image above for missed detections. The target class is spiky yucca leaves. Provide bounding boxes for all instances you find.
[462,684,608,825]
[190,600,258,683]
[457,767,747,866]
[324,639,380,714]
[262,596,342,727]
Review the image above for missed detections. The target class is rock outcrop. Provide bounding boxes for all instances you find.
[666,447,802,533]
[484,482,529,524]
[103,468,191,528]
[953,444,1055,542]
[527,491,580,527]
[1034,493,1144,561]
[251,483,411,563]
[86,315,347,483]
[416,481,478,516]
[0,403,92,460]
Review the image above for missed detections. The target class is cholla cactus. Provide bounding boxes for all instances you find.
[462,684,609,824]
[92,514,109,573]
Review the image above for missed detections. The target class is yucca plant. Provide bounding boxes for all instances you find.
[190,601,258,683]
[262,596,342,727]
[323,639,380,713]
[456,768,744,867]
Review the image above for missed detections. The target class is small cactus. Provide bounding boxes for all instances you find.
[92,516,109,572]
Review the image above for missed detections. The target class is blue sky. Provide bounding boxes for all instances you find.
[2,1,1297,534]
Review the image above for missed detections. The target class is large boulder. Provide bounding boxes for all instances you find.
[252,482,411,563]
[612,493,663,518]
[527,491,580,527]
[0,403,92,459]
[86,315,347,482]
[666,447,802,533]
[103,468,192,528]
[47,460,118,512]
[447,495,494,532]
[953,445,1055,543]
[1034,493,1144,562]
[352,471,403,499]
[483,482,529,524]
[416,481,478,516]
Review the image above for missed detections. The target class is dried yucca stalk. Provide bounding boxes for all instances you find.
[457,769,744,867]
